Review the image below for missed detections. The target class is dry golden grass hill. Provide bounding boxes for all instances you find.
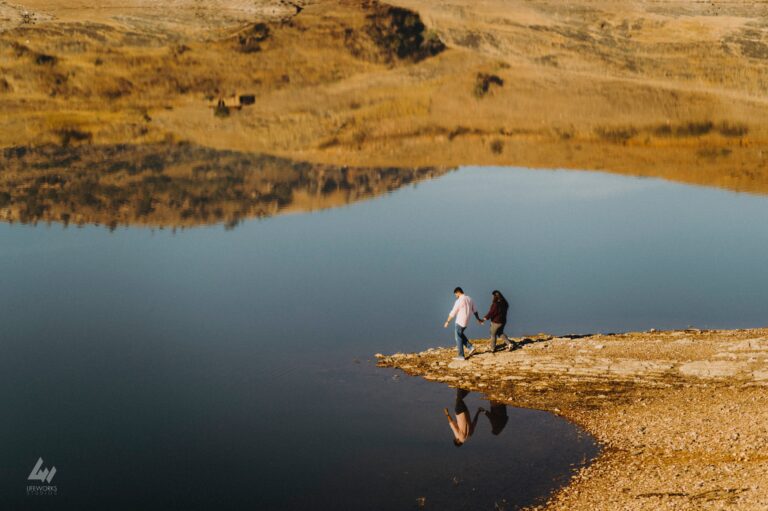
[2,0,768,205]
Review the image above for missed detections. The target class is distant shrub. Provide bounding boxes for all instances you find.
[34,53,56,65]
[653,121,715,138]
[141,154,165,173]
[653,124,672,137]
[719,122,748,137]
[142,174,172,185]
[697,147,732,159]
[676,121,713,137]
[474,73,504,98]
[102,77,133,99]
[595,126,637,144]
[57,128,92,147]
[448,126,470,141]
[105,161,135,174]
[3,146,27,158]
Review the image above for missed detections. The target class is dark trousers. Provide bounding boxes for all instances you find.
[490,322,512,349]
[455,388,469,415]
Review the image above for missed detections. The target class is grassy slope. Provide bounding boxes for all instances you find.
[2,0,768,194]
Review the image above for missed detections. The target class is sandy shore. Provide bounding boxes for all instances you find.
[377,329,768,510]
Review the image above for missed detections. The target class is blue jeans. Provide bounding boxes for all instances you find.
[454,324,473,357]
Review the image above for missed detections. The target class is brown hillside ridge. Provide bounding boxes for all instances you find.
[377,329,768,510]
[2,0,768,195]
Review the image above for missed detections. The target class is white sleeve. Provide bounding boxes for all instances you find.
[448,301,459,319]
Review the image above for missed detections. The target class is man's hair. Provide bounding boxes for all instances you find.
[454,287,463,294]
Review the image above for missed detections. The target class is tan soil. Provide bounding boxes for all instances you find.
[377,329,768,510]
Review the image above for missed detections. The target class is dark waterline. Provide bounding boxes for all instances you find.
[6,165,768,509]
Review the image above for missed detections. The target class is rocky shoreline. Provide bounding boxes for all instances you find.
[377,329,768,510]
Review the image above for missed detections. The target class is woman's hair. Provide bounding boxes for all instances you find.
[492,290,508,306]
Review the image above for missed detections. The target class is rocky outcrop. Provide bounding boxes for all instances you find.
[341,1,445,63]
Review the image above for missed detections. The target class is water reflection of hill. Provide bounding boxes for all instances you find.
[0,143,449,229]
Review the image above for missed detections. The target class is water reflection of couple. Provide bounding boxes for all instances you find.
[443,389,509,446]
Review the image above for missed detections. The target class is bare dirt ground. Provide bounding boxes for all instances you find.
[2,0,768,193]
[378,329,768,510]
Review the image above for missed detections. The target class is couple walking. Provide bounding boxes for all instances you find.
[443,287,513,361]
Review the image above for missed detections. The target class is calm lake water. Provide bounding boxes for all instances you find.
[5,164,768,510]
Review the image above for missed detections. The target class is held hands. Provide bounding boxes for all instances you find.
[443,321,450,328]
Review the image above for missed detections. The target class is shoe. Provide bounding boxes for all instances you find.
[452,356,467,361]
[466,347,476,358]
